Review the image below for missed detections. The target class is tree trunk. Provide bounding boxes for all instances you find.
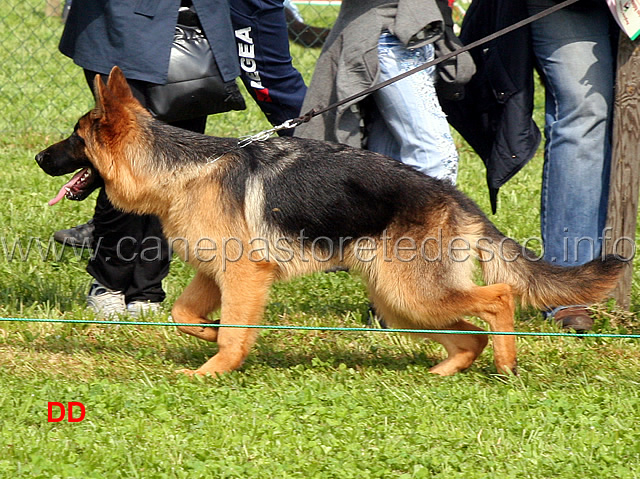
[605,33,640,310]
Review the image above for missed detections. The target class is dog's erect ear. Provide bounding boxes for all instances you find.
[92,66,149,122]
[92,72,119,121]
[92,67,134,122]
[106,66,135,102]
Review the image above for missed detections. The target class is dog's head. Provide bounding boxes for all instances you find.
[35,66,152,206]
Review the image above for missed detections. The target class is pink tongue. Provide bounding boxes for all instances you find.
[48,169,88,206]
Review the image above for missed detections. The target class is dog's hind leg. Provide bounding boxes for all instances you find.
[420,320,489,376]
[182,261,277,377]
[370,282,514,375]
[172,271,222,342]
[408,284,518,375]
[465,284,517,375]
[370,292,488,376]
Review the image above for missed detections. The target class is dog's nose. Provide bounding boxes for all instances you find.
[35,151,48,165]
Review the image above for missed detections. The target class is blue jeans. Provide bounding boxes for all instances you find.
[367,32,458,183]
[527,0,614,268]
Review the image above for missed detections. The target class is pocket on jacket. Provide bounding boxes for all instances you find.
[134,0,159,18]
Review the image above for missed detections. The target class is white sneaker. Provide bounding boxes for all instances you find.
[87,281,126,318]
[127,301,162,318]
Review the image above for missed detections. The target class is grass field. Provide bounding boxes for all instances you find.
[1,3,640,478]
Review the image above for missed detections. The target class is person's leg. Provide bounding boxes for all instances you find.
[124,115,207,308]
[229,0,306,134]
[528,1,614,267]
[87,193,168,315]
[527,0,615,329]
[82,70,207,315]
[87,188,151,298]
[368,32,458,183]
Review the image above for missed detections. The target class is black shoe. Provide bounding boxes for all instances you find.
[53,219,95,248]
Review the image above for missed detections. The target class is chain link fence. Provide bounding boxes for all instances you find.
[0,0,340,137]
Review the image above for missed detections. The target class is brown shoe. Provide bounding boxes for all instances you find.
[553,306,594,332]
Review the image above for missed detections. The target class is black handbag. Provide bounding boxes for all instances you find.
[145,9,246,123]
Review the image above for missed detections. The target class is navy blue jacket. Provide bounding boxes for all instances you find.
[59,0,241,84]
[441,0,541,213]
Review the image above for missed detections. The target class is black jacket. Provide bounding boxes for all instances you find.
[441,0,541,213]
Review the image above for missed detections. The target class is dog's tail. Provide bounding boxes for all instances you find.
[473,221,626,310]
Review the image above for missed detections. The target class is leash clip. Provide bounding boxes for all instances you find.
[237,118,300,148]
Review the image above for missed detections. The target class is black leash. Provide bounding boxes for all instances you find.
[290,0,581,129]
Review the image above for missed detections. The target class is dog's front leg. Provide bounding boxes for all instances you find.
[172,271,222,342]
[178,260,276,377]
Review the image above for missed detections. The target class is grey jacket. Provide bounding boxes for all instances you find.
[296,0,474,147]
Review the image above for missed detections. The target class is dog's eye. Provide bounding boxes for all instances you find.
[70,130,85,149]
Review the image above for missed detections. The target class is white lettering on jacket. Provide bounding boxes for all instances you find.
[235,27,263,89]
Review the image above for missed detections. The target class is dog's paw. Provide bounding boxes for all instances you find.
[175,368,222,379]
[496,360,518,377]
[175,368,203,377]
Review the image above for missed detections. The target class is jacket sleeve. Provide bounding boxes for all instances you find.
[433,0,476,100]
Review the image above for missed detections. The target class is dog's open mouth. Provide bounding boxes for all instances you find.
[49,167,101,206]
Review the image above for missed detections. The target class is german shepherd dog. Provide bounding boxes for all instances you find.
[36,67,625,377]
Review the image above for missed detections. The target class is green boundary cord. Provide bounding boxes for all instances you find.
[1,317,639,338]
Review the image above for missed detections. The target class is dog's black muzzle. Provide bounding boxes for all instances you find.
[36,134,103,203]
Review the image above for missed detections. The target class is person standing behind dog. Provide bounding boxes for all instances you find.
[295,0,474,184]
[521,0,616,331]
[56,0,307,317]
[445,0,616,331]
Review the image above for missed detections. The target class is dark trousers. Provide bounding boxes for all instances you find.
[83,70,207,304]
